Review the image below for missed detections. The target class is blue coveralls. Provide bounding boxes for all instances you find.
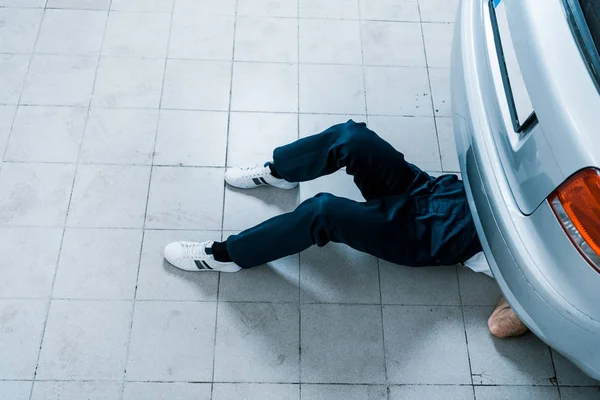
[226,120,482,269]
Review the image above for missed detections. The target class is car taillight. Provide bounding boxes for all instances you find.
[550,168,600,273]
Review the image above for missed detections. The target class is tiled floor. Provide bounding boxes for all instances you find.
[0,0,598,399]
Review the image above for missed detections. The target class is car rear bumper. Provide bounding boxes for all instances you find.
[451,0,600,380]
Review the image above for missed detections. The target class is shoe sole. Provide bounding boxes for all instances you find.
[225,177,298,190]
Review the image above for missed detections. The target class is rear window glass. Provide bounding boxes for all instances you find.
[565,0,600,92]
[580,0,600,50]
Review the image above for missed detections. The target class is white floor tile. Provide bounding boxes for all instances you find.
[81,108,159,165]
[46,0,111,10]
[430,67,451,116]
[389,385,474,400]
[0,55,29,104]
[299,113,366,138]
[300,64,365,114]
[561,387,600,400]
[423,22,453,68]
[301,304,385,383]
[359,0,420,22]
[380,261,460,305]
[126,301,217,381]
[92,57,164,108]
[53,228,143,300]
[0,163,76,226]
[235,17,298,63]
[162,59,232,110]
[232,62,298,112]
[111,0,174,12]
[6,106,87,163]
[35,9,107,55]
[219,237,299,302]
[0,227,63,298]
[227,112,298,166]
[238,0,298,17]
[553,350,600,386]
[362,21,425,67]
[137,230,219,301]
[154,110,228,166]
[103,11,171,58]
[0,0,45,6]
[0,105,17,157]
[457,266,501,306]
[214,383,299,400]
[21,55,97,106]
[0,9,43,53]
[365,66,431,116]
[0,382,32,400]
[169,14,235,60]
[367,115,441,170]
[302,385,387,400]
[67,165,151,228]
[300,243,380,304]
[146,166,225,229]
[299,0,359,19]
[383,305,471,384]
[0,299,47,379]
[174,0,236,15]
[464,306,555,385]
[436,116,460,172]
[474,386,560,400]
[299,19,362,65]
[214,302,300,382]
[223,184,298,230]
[123,382,211,400]
[419,0,458,23]
[31,382,122,400]
[37,300,132,380]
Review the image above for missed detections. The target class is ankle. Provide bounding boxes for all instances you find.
[211,241,232,263]
[266,162,282,179]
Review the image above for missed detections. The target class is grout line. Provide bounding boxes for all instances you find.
[117,0,176,398]
[416,1,444,172]
[25,2,109,399]
[549,348,563,399]
[296,0,302,394]
[0,51,442,68]
[1,378,586,387]
[456,265,476,390]
[355,0,369,125]
[211,1,240,398]
[0,4,47,176]
[296,0,302,392]
[376,258,389,386]
[0,105,444,120]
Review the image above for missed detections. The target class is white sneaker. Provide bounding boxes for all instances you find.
[225,163,298,190]
[164,241,241,272]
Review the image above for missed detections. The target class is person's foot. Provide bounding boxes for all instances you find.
[225,163,298,190]
[164,241,241,272]
[488,296,529,338]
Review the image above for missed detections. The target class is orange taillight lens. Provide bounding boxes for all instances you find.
[550,168,600,272]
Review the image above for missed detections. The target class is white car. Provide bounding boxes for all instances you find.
[452,0,600,379]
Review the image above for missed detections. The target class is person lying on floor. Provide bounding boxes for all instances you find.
[163,120,528,339]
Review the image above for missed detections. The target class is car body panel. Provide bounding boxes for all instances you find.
[452,0,600,380]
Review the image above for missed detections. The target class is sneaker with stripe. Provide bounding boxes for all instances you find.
[163,241,241,272]
[225,163,298,190]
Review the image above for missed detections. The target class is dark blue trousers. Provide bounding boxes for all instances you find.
[226,120,482,269]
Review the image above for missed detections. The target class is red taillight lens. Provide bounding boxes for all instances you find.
[550,168,600,273]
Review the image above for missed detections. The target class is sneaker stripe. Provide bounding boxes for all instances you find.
[194,260,205,270]
[259,177,268,184]
[194,260,214,270]
[252,178,262,186]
